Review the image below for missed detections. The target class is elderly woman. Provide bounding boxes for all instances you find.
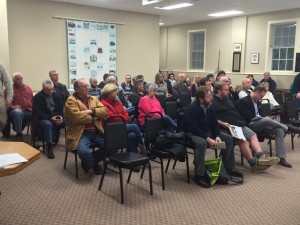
[101,83,146,154]
[138,83,177,132]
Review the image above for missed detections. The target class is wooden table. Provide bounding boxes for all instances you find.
[0,142,41,178]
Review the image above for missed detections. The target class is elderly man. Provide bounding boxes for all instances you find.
[238,78,253,99]
[236,86,292,168]
[172,73,189,100]
[259,72,277,94]
[33,80,65,159]
[212,82,279,172]
[7,72,33,140]
[64,78,108,175]
[88,77,101,99]
[0,63,13,132]
[181,86,243,188]
[49,70,69,103]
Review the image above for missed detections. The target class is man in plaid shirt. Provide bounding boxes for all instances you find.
[7,72,33,140]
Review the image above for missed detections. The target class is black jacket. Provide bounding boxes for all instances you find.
[180,101,220,140]
[32,90,64,120]
[236,95,262,125]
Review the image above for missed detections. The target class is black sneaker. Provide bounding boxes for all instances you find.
[194,175,211,188]
[226,169,244,178]
[93,164,102,175]
[46,146,55,159]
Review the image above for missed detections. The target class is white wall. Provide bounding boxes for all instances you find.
[160,9,300,88]
[7,0,160,91]
[0,0,10,69]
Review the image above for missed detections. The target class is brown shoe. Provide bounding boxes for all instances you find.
[278,158,292,168]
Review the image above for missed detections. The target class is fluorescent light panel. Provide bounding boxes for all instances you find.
[155,3,193,10]
[142,0,160,6]
[208,10,244,17]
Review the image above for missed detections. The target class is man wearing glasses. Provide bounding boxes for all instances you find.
[49,70,69,103]
[237,86,293,168]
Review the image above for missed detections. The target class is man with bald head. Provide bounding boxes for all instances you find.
[64,78,108,175]
[88,77,101,99]
[172,73,189,101]
[238,78,253,99]
[219,76,239,102]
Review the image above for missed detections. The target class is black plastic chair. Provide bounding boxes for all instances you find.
[155,91,166,108]
[260,99,273,117]
[164,101,178,120]
[140,112,190,190]
[99,116,153,204]
[285,99,300,149]
[179,91,191,108]
[274,90,284,106]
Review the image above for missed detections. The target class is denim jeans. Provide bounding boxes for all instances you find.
[126,123,144,148]
[77,132,105,169]
[39,119,66,143]
[10,109,32,134]
[163,115,177,133]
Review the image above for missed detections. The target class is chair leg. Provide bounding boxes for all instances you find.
[127,169,133,183]
[215,149,218,158]
[165,158,171,173]
[118,167,124,204]
[75,151,78,179]
[185,153,190,183]
[148,162,153,195]
[159,157,165,191]
[269,138,272,157]
[291,133,295,150]
[140,165,146,179]
[172,159,177,169]
[63,149,68,169]
[99,161,107,190]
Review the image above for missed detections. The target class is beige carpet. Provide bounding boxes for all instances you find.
[0,132,300,225]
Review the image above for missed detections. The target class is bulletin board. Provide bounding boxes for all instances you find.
[67,20,116,89]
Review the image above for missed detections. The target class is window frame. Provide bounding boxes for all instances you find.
[187,29,206,72]
[265,19,300,75]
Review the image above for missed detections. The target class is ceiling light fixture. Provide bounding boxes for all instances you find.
[159,19,165,26]
[142,0,163,6]
[155,3,193,10]
[208,10,244,17]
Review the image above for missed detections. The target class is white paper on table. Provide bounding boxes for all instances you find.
[0,153,28,168]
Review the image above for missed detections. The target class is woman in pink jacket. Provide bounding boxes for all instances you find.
[138,83,177,132]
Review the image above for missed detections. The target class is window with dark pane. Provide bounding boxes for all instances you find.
[189,31,205,70]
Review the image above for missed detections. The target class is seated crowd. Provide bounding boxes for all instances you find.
[2,68,300,189]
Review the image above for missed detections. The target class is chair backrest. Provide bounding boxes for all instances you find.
[179,91,191,108]
[164,101,178,120]
[155,91,166,108]
[284,91,293,102]
[104,116,128,155]
[260,99,272,117]
[273,91,284,106]
[144,112,164,147]
[285,100,298,120]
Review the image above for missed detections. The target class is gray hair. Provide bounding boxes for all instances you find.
[105,75,116,84]
[12,72,23,82]
[144,83,158,93]
[42,80,53,89]
[101,83,118,98]
[49,70,56,76]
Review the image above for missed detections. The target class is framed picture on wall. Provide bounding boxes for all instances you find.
[251,53,259,64]
[233,43,242,52]
[232,52,241,72]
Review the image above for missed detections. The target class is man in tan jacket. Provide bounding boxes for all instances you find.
[64,78,108,175]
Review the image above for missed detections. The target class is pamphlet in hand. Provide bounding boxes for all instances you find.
[229,125,246,140]
[209,141,226,150]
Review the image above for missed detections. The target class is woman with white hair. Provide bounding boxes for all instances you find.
[101,83,146,154]
[138,83,177,132]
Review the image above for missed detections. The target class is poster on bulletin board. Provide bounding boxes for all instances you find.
[67,20,116,89]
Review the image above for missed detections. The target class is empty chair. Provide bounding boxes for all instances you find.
[155,91,166,108]
[141,112,189,190]
[99,116,153,204]
[164,101,178,121]
[179,91,191,108]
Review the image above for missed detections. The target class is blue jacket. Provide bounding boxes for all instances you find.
[180,101,220,139]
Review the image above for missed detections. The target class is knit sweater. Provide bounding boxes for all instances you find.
[101,97,129,122]
[138,96,165,126]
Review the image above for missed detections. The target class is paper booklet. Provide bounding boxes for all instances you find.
[0,153,28,168]
[228,125,246,140]
[209,141,226,150]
